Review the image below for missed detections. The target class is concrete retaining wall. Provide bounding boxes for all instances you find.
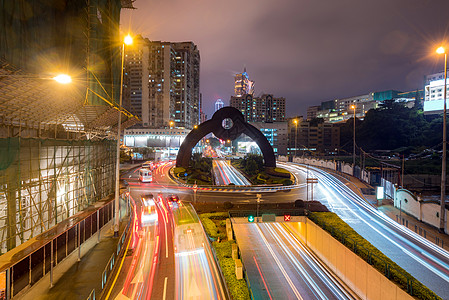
[286,220,413,300]
[394,189,449,233]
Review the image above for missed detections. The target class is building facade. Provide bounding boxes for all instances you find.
[215,99,224,112]
[123,37,200,129]
[424,70,449,114]
[234,68,255,97]
[250,122,288,155]
[307,105,320,120]
[230,94,286,123]
[288,118,340,155]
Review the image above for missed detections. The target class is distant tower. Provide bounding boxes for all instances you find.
[214,99,224,112]
[234,67,255,97]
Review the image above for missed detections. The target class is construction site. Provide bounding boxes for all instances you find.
[0,0,137,256]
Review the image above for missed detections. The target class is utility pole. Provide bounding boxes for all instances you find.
[256,193,261,222]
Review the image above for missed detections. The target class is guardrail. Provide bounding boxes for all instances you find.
[189,204,231,300]
[86,289,95,300]
[85,194,134,300]
[101,214,131,290]
[0,199,116,299]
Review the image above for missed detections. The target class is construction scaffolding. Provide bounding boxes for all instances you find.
[0,0,138,257]
[0,138,115,253]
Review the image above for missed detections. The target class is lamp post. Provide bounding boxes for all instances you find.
[293,119,298,159]
[351,105,356,176]
[114,34,132,237]
[437,46,447,233]
[169,121,174,160]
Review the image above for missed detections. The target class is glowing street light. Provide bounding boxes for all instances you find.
[293,119,298,158]
[351,105,356,175]
[437,45,447,233]
[124,34,133,45]
[52,74,72,84]
[168,121,175,160]
[114,34,133,237]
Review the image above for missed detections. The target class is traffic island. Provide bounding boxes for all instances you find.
[199,213,251,300]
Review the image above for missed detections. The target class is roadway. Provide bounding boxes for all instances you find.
[279,162,449,299]
[112,159,449,298]
[105,162,228,300]
[233,219,354,300]
[213,159,252,186]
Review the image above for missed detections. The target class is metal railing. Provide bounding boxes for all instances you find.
[0,200,115,299]
[86,193,134,300]
[101,210,132,290]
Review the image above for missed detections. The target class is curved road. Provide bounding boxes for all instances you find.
[280,162,449,299]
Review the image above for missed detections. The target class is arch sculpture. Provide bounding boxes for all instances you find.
[176,106,276,168]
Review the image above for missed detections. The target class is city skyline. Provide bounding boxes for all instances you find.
[121,0,449,120]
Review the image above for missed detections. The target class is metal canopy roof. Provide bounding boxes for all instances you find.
[0,60,139,137]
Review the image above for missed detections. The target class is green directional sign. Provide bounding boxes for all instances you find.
[248,215,255,223]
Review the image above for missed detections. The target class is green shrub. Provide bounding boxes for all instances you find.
[173,167,186,174]
[199,213,251,300]
[213,241,250,300]
[309,212,441,300]
[200,212,228,219]
[201,217,218,238]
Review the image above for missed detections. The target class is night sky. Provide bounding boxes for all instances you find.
[121,0,449,119]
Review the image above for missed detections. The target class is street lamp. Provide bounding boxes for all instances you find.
[437,46,447,233]
[114,34,133,237]
[293,119,298,158]
[52,74,72,84]
[351,105,356,175]
[169,121,175,160]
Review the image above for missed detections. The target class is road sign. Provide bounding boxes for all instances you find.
[193,184,198,191]
[284,214,291,222]
[248,215,255,223]
[306,178,318,184]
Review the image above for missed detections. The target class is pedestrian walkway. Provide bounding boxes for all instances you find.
[16,200,130,300]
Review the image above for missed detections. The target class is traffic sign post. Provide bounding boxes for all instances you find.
[256,194,262,222]
[193,182,198,203]
[306,178,318,201]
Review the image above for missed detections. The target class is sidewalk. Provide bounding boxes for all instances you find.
[328,168,449,252]
[17,200,130,300]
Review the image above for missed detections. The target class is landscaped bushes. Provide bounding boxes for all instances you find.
[199,213,250,300]
[309,212,441,300]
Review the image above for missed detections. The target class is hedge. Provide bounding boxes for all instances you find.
[308,212,441,300]
[199,213,250,300]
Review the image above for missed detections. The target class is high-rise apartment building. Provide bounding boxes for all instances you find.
[230,94,286,123]
[215,99,224,112]
[234,68,255,97]
[123,36,200,129]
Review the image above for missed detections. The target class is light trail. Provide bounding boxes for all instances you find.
[254,224,303,300]
[253,256,274,300]
[280,162,449,297]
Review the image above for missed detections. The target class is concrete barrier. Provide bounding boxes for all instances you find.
[235,259,243,280]
[286,220,413,300]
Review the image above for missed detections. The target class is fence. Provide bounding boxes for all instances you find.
[0,199,116,299]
